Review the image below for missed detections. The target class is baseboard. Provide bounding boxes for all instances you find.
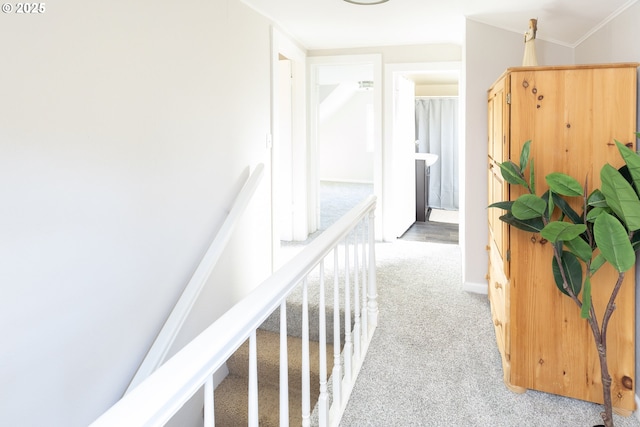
[463,281,488,295]
[320,179,374,185]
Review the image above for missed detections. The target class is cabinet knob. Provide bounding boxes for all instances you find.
[494,319,502,327]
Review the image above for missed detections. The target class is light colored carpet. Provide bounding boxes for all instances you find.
[339,240,640,427]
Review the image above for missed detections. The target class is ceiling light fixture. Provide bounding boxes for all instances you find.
[343,0,389,5]
[358,80,374,90]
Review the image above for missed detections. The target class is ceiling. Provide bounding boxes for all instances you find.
[240,0,637,50]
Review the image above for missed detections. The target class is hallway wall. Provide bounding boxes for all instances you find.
[319,89,375,183]
[463,19,573,291]
[0,1,275,425]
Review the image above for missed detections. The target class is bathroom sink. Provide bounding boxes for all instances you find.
[415,153,439,167]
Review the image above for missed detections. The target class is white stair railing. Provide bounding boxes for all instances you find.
[125,164,264,394]
[90,195,377,427]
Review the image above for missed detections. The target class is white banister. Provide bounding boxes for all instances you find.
[317,261,329,426]
[279,300,289,427]
[248,330,258,427]
[367,209,378,330]
[331,247,342,411]
[204,376,214,427]
[125,164,265,394]
[353,232,361,362]
[343,241,352,383]
[361,222,368,343]
[301,278,311,427]
[90,195,377,427]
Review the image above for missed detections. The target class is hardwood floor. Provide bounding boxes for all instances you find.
[399,220,459,244]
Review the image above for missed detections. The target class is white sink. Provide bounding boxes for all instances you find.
[415,153,439,167]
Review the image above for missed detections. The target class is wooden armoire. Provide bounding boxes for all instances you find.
[487,63,638,412]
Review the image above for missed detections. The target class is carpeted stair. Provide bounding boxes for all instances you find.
[214,328,334,426]
[214,254,356,426]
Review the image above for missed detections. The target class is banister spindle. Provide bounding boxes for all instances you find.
[367,210,378,332]
[301,278,310,427]
[204,375,214,427]
[353,230,361,361]
[361,220,368,342]
[248,331,258,427]
[344,238,352,382]
[317,261,329,426]
[280,300,289,427]
[332,247,342,409]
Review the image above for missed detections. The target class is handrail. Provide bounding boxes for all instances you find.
[125,163,265,394]
[90,194,377,427]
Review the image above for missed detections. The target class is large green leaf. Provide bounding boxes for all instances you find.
[519,140,532,173]
[586,207,609,223]
[488,201,514,211]
[593,212,635,273]
[546,172,584,197]
[530,157,536,195]
[499,161,527,187]
[587,189,608,208]
[541,221,587,243]
[499,213,545,233]
[590,253,606,276]
[601,164,640,231]
[552,250,583,297]
[580,276,592,319]
[616,140,640,196]
[512,194,546,220]
[564,236,593,262]
[551,192,582,224]
[632,231,640,252]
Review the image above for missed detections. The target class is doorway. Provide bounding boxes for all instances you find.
[308,55,382,238]
[384,62,462,243]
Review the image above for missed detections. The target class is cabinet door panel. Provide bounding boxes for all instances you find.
[488,160,508,264]
[488,77,507,162]
[506,66,636,410]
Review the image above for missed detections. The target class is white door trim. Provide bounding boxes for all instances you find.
[270,28,307,268]
[307,54,383,237]
[383,61,463,241]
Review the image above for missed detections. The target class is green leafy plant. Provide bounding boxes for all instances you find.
[489,139,640,427]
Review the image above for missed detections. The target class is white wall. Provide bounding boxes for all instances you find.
[319,90,374,183]
[309,43,462,63]
[416,84,458,97]
[0,1,274,426]
[575,2,640,64]
[462,19,573,290]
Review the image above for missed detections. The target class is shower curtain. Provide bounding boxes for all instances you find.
[415,97,459,210]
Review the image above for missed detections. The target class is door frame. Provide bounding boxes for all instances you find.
[270,28,306,269]
[383,61,462,241]
[307,54,383,237]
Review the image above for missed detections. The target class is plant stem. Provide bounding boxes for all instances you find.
[552,242,626,427]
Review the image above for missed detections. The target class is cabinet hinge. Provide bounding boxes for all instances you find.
[506,249,511,262]
[506,93,511,104]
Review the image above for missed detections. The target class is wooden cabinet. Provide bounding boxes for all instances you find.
[486,63,638,412]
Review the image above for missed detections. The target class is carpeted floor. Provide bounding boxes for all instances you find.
[339,240,640,427]
[281,181,639,426]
